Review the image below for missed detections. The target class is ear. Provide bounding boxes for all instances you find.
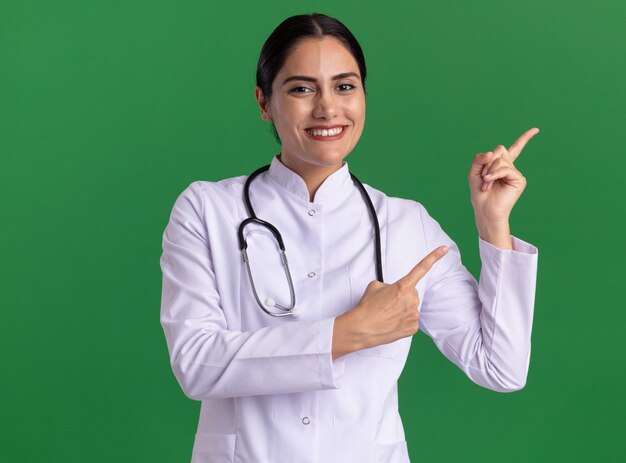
[254,86,272,121]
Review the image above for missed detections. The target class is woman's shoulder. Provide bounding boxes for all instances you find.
[175,174,248,204]
[360,182,428,223]
[167,174,249,221]
[194,173,247,196]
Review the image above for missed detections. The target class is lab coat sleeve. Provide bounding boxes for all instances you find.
[160,182,346,400]
[416,202,538,392]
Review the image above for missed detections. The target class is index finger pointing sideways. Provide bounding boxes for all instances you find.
[508,127,540,161]
[394,245,449,288]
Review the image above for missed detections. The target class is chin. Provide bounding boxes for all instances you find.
[282,145,351,169]
[314,145,354,160]
[309,152,349,167]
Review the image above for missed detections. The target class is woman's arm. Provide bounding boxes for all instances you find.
[416,128,541,391]
[160,182,346,401]
[417,203,538,392]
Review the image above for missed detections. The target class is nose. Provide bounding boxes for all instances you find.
[312,89,338,119]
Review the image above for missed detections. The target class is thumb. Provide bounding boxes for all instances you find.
[469,151,497,193]
[469,151,494,180]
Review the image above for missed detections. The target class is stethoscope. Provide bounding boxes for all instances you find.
[238,162,383,317]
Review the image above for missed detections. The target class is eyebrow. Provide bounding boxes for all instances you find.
[281,72,361,86]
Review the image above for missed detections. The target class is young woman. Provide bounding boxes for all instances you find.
[160,13,539,463]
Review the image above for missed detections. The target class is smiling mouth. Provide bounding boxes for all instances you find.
[304,126,347,137]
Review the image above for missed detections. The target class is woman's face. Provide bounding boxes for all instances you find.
[255,36,366,173]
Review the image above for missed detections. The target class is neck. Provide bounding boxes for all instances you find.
[277,154,344,202]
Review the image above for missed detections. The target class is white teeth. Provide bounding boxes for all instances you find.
[306,126,344,137]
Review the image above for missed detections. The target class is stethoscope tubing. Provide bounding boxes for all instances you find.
[237,163,383,317]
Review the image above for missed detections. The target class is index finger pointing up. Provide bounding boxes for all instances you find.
[508,127,540,162]
[394,245,448,288]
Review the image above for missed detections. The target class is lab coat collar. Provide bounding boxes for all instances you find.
[267,154,353,204]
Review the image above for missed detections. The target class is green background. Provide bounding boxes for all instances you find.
[2,0,624,461]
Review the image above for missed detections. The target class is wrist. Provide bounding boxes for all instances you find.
[331,312,367,360]
[475,219,512,250]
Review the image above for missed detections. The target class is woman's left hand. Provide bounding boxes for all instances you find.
[468,127,540,223]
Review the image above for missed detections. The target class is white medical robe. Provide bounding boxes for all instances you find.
[160,155,539,463]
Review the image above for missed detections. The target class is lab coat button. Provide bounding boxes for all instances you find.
[308,210,316,216]
[308,272,316,278]
[302,417,310,425]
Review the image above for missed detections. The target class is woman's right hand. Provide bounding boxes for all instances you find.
[332,245,449,359]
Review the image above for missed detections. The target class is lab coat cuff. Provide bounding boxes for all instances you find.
[317,317,346,389]
[478,235,538,266]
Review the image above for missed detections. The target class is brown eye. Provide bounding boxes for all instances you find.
[290,86,313,94]
[338,84,356,91]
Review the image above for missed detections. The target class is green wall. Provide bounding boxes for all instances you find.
[2,0,624,461]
